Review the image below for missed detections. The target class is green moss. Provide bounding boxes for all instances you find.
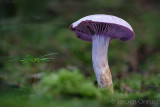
[36,69,100,98]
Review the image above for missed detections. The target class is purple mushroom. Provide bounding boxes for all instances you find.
[70,14,135,92]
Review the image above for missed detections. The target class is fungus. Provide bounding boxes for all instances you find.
[70,14,135,92]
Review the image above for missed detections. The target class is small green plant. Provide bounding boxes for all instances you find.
[9,53,58,89]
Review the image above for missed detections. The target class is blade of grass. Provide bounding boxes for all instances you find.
[40,53,58,58]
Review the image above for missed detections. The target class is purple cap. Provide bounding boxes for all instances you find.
[70,14,135,41]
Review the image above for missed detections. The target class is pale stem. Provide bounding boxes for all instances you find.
[92,35,113,92]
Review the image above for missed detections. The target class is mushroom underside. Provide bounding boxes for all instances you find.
[71,21,134,41]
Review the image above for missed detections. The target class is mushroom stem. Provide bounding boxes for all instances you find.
[92,35,113,92]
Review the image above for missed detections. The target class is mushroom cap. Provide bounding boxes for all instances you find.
[70,14,135,41]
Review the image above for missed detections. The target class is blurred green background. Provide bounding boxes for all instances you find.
[0,0,160,107]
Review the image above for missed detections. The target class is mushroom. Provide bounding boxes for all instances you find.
[70,14,135,92]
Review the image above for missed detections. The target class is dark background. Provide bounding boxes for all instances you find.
[0,0,160,106]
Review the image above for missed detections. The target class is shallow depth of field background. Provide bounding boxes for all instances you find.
[0,0,160,107]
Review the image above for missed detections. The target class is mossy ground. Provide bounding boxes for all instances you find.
[0,69,160,107]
